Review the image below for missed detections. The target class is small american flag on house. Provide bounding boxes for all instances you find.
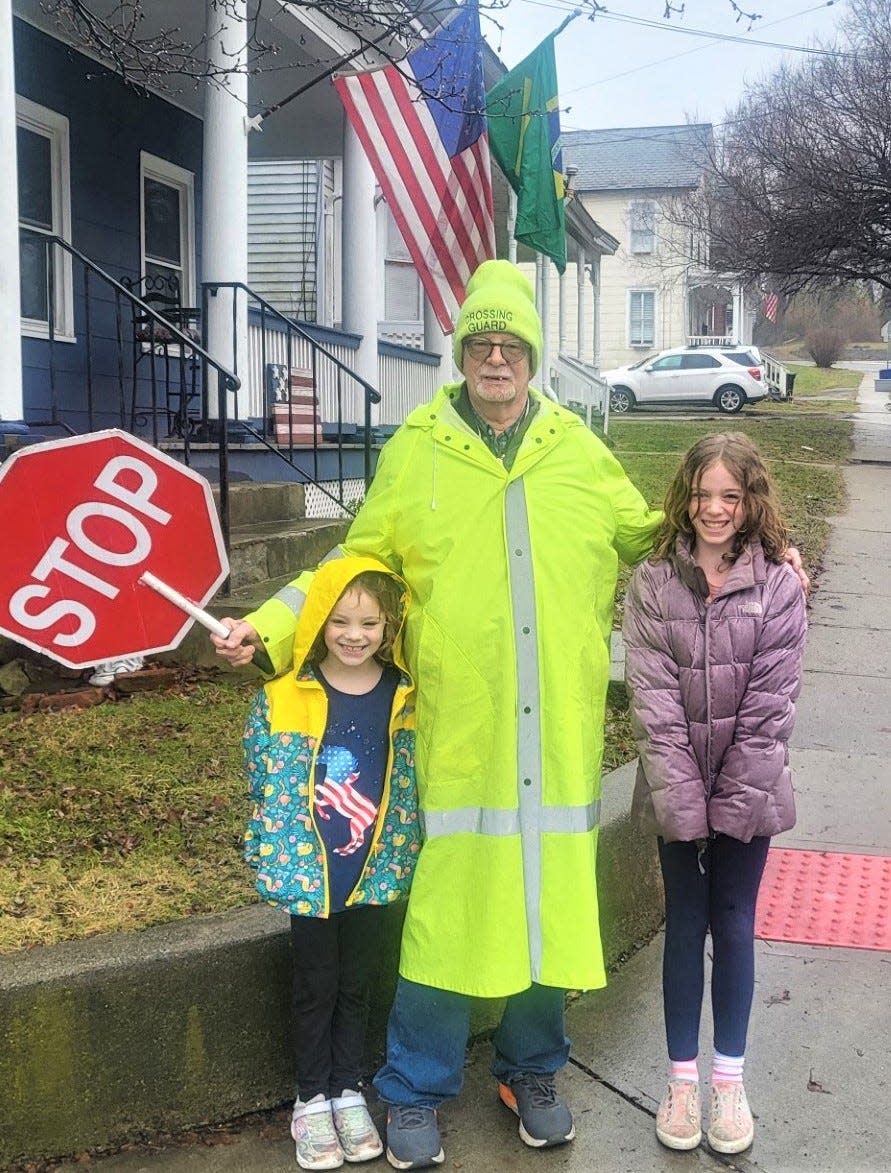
[334,2,495,333]
[762,292,779,322]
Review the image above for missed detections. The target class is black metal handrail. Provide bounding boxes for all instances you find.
[21,230,242,554]
[202,281,382,510]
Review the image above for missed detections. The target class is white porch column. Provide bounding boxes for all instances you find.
[342,121,379,421]
[538,256,552,395]
[423,296,451,380]
[507,190,518,264]
[575,248,586,362]
[0,0,23,421]
[732,282,743,344]
[591,257,602,371]
[202,0,248,420]
[558,268,567,356]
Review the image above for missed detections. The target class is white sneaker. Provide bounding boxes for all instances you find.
[332,1090,382,1163]
[88,655,145,686]
[656,1079,702,1150]
[707,1081,754,1154]
[291,1094,344,1170]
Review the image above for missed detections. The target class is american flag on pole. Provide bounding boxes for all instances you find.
[762,292,779,322]
[334,2,495,333]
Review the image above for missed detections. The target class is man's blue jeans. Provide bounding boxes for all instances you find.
[373,977,570,1107]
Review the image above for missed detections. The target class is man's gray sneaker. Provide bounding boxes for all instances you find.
[498,1073,576,1148]
[384,1104,445,1169]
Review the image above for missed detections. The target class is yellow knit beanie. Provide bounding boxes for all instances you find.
[453,260,542,373]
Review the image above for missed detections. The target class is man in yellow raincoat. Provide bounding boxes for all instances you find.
[215,260,662,1168]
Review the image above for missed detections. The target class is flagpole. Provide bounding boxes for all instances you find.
[541,260,552,397]
[508,190,518,263]
[552,9,582,38]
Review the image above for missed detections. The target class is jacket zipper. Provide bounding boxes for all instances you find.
[343,675,411,907]
[703,599,715,824]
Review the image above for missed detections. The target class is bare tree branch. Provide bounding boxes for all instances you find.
[44,0,766,98]
[40,0,457,93]
[664,0,891,294]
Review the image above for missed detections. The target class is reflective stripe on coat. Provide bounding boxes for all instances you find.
[248,385,661,996]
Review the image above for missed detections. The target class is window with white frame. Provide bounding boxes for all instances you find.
[140,152,195,302]
[629,200,656,254]
[383,204,422,323]
[17,96,73,338]
[629,290,656,347]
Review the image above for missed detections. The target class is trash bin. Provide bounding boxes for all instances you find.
[875,368,891,393]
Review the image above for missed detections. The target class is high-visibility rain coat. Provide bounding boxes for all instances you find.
[247,383,661,998]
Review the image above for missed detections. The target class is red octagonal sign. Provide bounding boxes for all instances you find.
[0,429,229,668]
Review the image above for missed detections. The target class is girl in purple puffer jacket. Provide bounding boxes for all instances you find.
[623,432,807,1158]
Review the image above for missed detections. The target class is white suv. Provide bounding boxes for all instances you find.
[602,347,767,414]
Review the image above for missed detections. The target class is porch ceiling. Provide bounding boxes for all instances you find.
[13,0,517,253]
[14,0,357,156]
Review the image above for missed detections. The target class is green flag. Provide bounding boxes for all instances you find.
[486,34,567,272]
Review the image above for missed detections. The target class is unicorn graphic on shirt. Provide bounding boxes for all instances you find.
[314,745,378,856]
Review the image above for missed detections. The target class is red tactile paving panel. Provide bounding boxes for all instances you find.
[755,848,891,951]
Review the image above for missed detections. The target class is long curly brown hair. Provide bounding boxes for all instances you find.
[307,571,405,667]
[650,432,788,564]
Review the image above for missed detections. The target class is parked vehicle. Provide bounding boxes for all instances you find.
[602,346,767,414]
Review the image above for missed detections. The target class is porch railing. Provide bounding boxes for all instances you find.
[762,351,795,399]
[19,230,244,557]
[686,334,735,347]
[550,352,609,430]
[201,282,381,501]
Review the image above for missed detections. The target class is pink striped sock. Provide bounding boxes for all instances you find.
[712,1051,745,1084]
[669,1058,699,1083]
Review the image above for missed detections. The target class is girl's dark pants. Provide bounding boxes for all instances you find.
[290,904,382,1100]
[658,834,770,1061]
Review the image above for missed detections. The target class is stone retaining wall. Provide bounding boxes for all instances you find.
[0,763,662,1167]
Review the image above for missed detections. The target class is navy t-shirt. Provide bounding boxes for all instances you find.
[314,664,400,911]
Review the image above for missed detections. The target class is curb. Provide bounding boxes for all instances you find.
[0,764,662,1167]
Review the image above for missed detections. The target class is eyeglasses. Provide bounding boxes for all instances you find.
[463,338,529,365]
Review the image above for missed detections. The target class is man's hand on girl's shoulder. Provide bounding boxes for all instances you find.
[783,547,810,594]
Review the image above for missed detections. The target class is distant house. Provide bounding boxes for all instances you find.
[558,123,760,370]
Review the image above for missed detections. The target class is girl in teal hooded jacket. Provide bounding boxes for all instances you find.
[243,556,420,1169]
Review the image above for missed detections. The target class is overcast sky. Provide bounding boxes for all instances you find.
[490,0,848,131]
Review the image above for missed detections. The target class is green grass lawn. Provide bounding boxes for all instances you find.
[0,413,853,953]
[785,365,863,395]
[759,364,863,415]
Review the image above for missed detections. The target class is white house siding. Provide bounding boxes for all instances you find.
[518,261,597,369]
[578,189,689,370]
[320,158,339,329]
[248,159,326,320]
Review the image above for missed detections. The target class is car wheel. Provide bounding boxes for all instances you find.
[715,385,745,414]
[609,386,635,413]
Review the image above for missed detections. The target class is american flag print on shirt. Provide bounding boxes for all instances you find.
[334,2,495,333]
[314,745,378,857]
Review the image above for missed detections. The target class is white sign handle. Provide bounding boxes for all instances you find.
[139,571,230,638]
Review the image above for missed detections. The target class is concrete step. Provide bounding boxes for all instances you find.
[226,518,349,596]
[212,480,307,529]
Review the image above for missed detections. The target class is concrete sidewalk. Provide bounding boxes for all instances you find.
[57,383,891,1173]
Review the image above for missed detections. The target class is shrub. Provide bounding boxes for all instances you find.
[805,327,847,368]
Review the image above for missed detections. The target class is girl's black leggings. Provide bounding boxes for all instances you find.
[290,904,384,1100]
[658,833,770,1061]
